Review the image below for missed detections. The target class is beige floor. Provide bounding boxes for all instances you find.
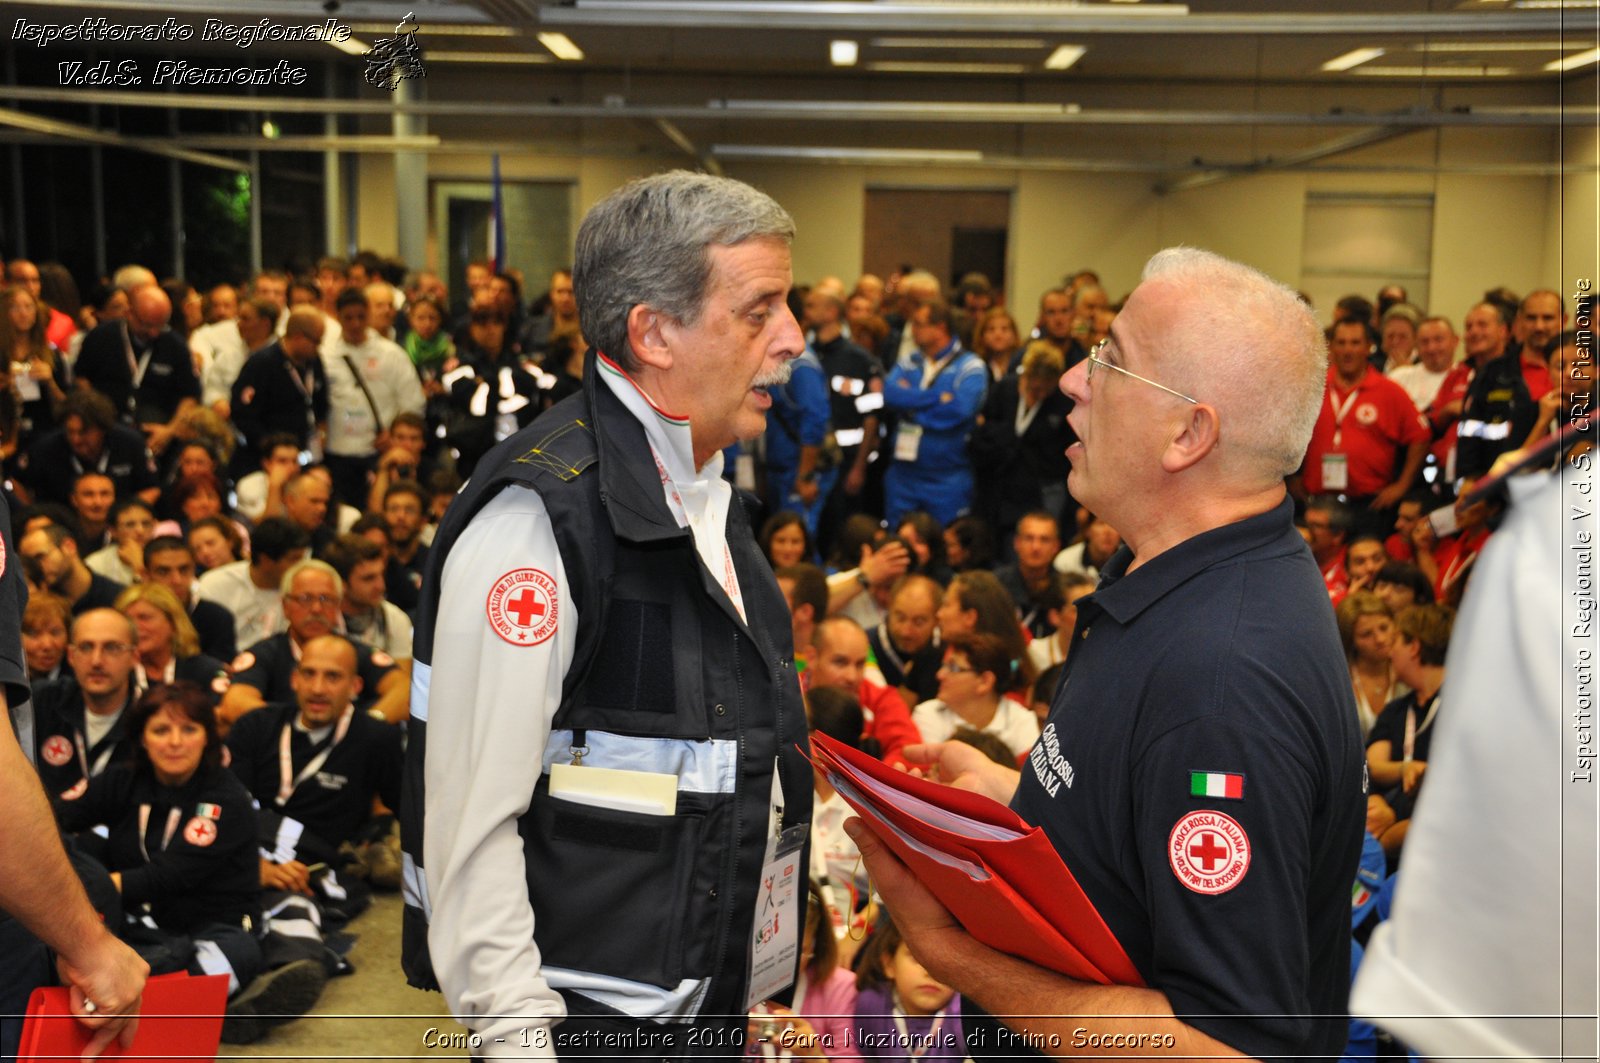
[224,892,472,1060]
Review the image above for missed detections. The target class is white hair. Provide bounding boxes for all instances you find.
[1140,247,1326,481]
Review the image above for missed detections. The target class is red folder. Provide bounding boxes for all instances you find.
[809,732,1143,987]
[18,971,228,1061]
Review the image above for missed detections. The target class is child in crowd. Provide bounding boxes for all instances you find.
[852,910,967,1061]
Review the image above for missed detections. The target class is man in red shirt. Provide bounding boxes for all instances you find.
[804,615,921,765]
[1297,320,1429,535]
[1512,290,1566,401]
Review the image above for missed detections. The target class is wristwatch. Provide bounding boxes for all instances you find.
[856,569,871,589]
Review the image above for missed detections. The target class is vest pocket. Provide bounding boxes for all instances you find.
[521,789,704,988]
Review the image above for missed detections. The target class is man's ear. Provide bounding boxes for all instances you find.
[1161,402,1221,474]
[627,304,673,372]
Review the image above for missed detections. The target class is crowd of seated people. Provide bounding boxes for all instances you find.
[2,246,1591,1049]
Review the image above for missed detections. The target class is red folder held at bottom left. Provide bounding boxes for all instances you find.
[18,971,228,1062]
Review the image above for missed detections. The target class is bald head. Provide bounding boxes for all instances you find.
[1138,248,1325,484]
[128,286,172,342]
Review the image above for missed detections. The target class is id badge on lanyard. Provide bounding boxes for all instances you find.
[747,820,808,1008]
[894,423,923,463]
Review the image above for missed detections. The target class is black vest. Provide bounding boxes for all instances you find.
[400,350,812,1021]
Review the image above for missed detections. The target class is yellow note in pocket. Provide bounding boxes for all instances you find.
[548,763,678,816]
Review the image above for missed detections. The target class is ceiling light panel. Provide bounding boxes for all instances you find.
[537,32,585,61]
[1044,45,1087,70]
[865,61,1030,74]
[1546,48,1600,72]
[831,40,859,66]
[1322,48,1385,71]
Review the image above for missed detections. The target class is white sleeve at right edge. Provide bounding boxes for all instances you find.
[423,484,576,1059]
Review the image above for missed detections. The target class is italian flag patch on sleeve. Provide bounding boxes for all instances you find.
[1189,771,1244,800]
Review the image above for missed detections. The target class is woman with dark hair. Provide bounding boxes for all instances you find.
[162,472,232,532]
[54,681,263,996]
[911,631,1040,761]
[895,510,953,585]
[187,514,246,573]
[760,509,812,569]
[934,569,1036,695]
[162,280,203,341]
[942,515,996,573]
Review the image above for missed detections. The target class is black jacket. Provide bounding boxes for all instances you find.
[56,762,261,934]
[401,349,812,1021]
[230,341,329,454]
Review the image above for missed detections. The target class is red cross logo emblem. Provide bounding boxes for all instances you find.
[486,568,560,647]
[41,735,74,767]
[1188,831,1229,873]
[506,588,547,627]
[1169,810,1251,896]
[183,817,217,848]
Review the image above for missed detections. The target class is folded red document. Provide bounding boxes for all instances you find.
[18,971,229,1061]
[808,731,1143,987]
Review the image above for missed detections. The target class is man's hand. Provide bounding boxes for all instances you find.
[1401,760,1427,794]
[843,817,969,987]
[900,741,1021,806]
[860,540,909,587]
[794,476,820,506]
[55,928,148,1059]
[143,423,175,455]
[260,858,315,896]
[1410,519,1436,555]
[843,464,867,496]
[1370,483,1406,511]
[1365,794,1397,837]
[378,446,416,473]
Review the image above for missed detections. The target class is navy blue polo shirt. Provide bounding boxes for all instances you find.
[1011,495,1365,1061]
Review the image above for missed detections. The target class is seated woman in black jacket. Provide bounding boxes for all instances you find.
[55,681,261,997]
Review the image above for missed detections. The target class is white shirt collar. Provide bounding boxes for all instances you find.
[595,352,723,483]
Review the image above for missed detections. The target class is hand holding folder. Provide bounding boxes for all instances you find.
[18,972,228,1062]
[808,732,1143,987]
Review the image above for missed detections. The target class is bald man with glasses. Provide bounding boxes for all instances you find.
[854,248,1366,1062]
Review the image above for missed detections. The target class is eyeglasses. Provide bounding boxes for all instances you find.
[1087,339,1198,405]
[937,661,975,675]
[72,641,132,657]
[285,593,340,608]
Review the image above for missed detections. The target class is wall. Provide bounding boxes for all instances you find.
[347,112,1575,329]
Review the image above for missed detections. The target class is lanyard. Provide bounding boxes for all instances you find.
[74,729,118,780]
[917,342,960,390]
[1327,384,1361,448]
[135,658,177,689]
[892,1006,947,1059]
[136,803,183,862]
[121,322,155,391]
[70,448,111,480]
[1013,391,1044,437]
[276,707,353,806]
[1402,691,1441,762]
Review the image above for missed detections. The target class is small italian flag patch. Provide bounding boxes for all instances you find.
[195,802,222,820]
[1189,771,1244,800]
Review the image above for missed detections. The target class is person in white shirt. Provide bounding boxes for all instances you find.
[320,289,425,510]
[911,631,1040,762]
[1388,315,1457,413]
[194,518,307,652]
[201,296,280,419]
[322,533,413,662]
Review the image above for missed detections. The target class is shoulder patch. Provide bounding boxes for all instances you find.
[486,568,560,646]
[183,816,217,847]
[41,735,74,767]
[231,651,256,672]
[513,418,597,482]
[61,778,88,801]
[1169,810,1250,896]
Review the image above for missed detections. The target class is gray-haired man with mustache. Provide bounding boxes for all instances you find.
[402,172,815,1059]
